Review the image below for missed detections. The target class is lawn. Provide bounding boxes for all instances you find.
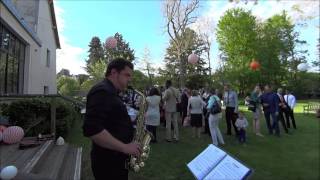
[66,100,320,180]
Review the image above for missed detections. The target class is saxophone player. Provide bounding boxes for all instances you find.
[83,58,142,180]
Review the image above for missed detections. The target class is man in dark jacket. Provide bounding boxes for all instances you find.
[83,58,141,180]
[276,88,289,134]
[261,84,280,136]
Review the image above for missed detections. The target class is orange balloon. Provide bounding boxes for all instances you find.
[250,60,260,70]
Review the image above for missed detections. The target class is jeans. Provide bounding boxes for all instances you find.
[238,128,246,143]
[264,111,280,135]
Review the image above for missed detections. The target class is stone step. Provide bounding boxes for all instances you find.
[57,146,82,180]
[31,143,69,179]
[0,140,52,171]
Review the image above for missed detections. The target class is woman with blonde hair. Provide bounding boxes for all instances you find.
[247,85,264,137]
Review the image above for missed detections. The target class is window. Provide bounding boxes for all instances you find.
[46,49,50,67]
[0,23,25,94]
[44,86,49,95]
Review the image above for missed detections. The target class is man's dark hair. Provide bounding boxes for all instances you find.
[165,80,172,88]
[149,87,160,96]
[209,88,216,95]
[105,58,134,77]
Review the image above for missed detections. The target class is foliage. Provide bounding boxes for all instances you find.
[215,8,309,95]
[0,99,81,138]
[131,70,149,91]
[164,28,210,89]
[163,0,200,87]
[57,76,80,96]
[140,47,156,87]
[81,60,107,92]
[85,36,104,68]
[104,32,135,63]
[216,8,260,94]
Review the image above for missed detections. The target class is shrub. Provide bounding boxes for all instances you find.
[0,98,81,138]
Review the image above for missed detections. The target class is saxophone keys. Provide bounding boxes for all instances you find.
[133,165,140,172]
[141,152,148,159]
[139,162,145,167]
[130,157,137,164]
[143,146,149,152]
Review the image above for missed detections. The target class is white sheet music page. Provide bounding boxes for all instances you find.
[203,155,250,180]
[187,144,227,180]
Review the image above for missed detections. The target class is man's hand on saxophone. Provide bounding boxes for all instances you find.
[122,142,142,157]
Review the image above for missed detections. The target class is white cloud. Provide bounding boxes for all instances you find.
[55,2,87,75]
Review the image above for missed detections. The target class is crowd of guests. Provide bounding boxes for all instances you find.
[121,80,297,146]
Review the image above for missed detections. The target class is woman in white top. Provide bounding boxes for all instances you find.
[145,87,161,143]
[207,89,225,146]
[187,90,206,138]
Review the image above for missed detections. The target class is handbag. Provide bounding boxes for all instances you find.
[183,116,190,127]
[210,96,222,115]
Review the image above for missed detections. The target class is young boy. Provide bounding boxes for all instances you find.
[235,111,249,143]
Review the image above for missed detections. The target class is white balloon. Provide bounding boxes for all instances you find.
[0,166,18,180]
[56,136,65,146]
[297,63,309,71]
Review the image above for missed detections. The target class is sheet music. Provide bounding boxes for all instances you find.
[203,155,250,180]
[187,144,227,180]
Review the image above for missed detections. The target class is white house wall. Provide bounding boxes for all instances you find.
[1,0,58,94]
[0,2,40,94]
[32,0,57,94]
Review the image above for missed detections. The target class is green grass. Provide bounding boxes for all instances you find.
[67,100,320,180]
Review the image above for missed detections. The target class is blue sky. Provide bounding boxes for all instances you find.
[55,0,319,75]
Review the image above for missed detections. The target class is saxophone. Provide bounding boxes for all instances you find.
[129,90,152,172]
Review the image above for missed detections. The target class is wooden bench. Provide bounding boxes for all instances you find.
[303,103,320,114]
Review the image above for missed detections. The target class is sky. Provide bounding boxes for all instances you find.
[54,0,320,75]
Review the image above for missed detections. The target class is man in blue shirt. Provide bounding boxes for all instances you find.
[260,84,280,136]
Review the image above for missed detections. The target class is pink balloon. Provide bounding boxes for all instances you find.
[188,53,198,64]
[105,36,117,49]
[2,126,24,144]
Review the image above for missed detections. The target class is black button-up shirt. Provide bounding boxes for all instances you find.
[83,79,134,160]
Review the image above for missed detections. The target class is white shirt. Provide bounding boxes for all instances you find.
[145,95,161,126]
[235,117,248,129]
[284,94,296,109]
[187,95,206,114]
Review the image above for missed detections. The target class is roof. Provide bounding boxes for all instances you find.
[1,0,42,46]
[48,0,61,49]
[1,0,61,49]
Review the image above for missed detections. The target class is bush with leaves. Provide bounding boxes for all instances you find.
[0,98,81,138]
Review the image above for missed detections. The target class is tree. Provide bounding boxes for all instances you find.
[140,47,156,87]
[104,32,135,63]
[131,70,149,91]
[81,60,107,92]
[164,28,209,89]
[85,37,104,68]
[195,17,215,76]
[57,76,80,97]
[216,8,260,93]
[163,0,200,88]
[259,11,308,87]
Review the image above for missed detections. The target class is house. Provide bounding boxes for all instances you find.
[0,0,60,95]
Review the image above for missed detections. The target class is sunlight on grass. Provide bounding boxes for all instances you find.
[67,101,320,180]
